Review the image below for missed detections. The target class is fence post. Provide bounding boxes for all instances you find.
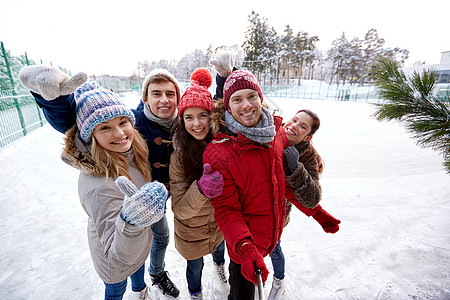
[1,42,27,136]
[25,51,44,127]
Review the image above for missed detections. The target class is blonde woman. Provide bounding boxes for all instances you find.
[61,82,167,300]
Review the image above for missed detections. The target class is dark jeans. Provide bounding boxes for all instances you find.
[270,240,285,280]
[148,214,170,276]
[228,260,255,300]
[103,263,146,300]
[186,240,226,294]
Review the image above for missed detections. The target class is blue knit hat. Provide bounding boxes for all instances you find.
[75,82,135,142]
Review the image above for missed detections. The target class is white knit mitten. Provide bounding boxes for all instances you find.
[209,50,236,78]
[116,176,167,228]
[18,65,87,100]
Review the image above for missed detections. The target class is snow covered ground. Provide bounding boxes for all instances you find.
[0,95,449,300]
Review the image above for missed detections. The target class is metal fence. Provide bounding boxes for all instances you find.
[4,82,447,149]
[0,79,189,149]
[0,90,46,148]
[261,82,382,103]
[1,82,373,149]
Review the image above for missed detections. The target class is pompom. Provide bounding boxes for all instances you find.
[191,68,212,89]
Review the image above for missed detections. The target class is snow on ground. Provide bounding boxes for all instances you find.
[0,96,449,300]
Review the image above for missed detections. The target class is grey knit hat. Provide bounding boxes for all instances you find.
[141,68,181,104]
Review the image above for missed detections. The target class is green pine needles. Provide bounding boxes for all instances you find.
[372,56,450,173]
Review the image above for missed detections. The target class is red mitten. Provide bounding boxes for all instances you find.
[312,206,341,233]
[237,242,269,284]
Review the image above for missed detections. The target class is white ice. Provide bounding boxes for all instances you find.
[1,94,449,299]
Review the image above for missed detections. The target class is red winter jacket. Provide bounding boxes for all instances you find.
[203,115,292,264]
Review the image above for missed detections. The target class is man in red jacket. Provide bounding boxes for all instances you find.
[203,69,293,299]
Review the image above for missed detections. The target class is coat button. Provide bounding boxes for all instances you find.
[154,137,163,145]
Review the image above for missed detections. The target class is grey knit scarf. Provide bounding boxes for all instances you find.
[225,106,275,144]
[144,103,179,133]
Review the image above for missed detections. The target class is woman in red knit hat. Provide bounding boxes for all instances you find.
[169,68,227,299]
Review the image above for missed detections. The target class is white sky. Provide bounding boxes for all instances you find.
[2,0,449,76]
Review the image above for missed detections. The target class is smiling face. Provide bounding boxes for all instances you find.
[145,81,178,119]
[92,116,134,152]
[284,111,314,145]
[183,107,211,141]
[227,89,262,127]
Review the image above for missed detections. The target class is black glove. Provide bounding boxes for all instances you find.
[284,146,299,174]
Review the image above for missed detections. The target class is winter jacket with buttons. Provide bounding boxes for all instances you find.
[169,138,224,260]
[203,99,294,264]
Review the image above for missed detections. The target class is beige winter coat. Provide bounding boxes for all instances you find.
[63,126,153,284]
[169,146,224,261]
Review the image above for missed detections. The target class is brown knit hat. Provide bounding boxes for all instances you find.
[178,68,214,117]
[223,70,263,110]
[141,68,181,104]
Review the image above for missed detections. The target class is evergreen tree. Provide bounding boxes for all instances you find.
[1,49,39,92]
[372,56,450,173]
[359,29,385,84]
[242,11,276,78]
[383,47,409,66]
[309,49,325,80]
[326,33,350,85]
[261,26,278,85]
[0,45,23,91]
[278,24,296,81]
[347,37,363,85]
[0,51,11,90]
[292,31,318,85]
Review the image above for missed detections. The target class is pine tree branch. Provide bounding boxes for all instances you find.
[372,56,450,173]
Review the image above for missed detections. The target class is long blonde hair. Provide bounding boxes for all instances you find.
[91,128,151,182]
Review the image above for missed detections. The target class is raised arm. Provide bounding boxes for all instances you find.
[284,144,322,208]
[19,65,87,133]
[284,144,341,233]
[209,50,237,100]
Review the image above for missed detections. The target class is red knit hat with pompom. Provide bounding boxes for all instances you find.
[178,68,214,117]
[223,69,263,110]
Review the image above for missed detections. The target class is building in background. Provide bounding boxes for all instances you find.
[404,51,450,83]
[403,51,450,97]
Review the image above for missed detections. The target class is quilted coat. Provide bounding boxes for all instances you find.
[169,138,224,260]
[203,99,293,264]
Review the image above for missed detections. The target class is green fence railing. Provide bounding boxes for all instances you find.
[3,82,446,149]
[0,90,46,148]
[0,83,378,149]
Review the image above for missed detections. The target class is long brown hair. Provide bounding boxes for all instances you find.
[91,128,151,182]
[295,109,324,173]
[300,144,324,175]
[174,115,213,184]
[296,109,321,137]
